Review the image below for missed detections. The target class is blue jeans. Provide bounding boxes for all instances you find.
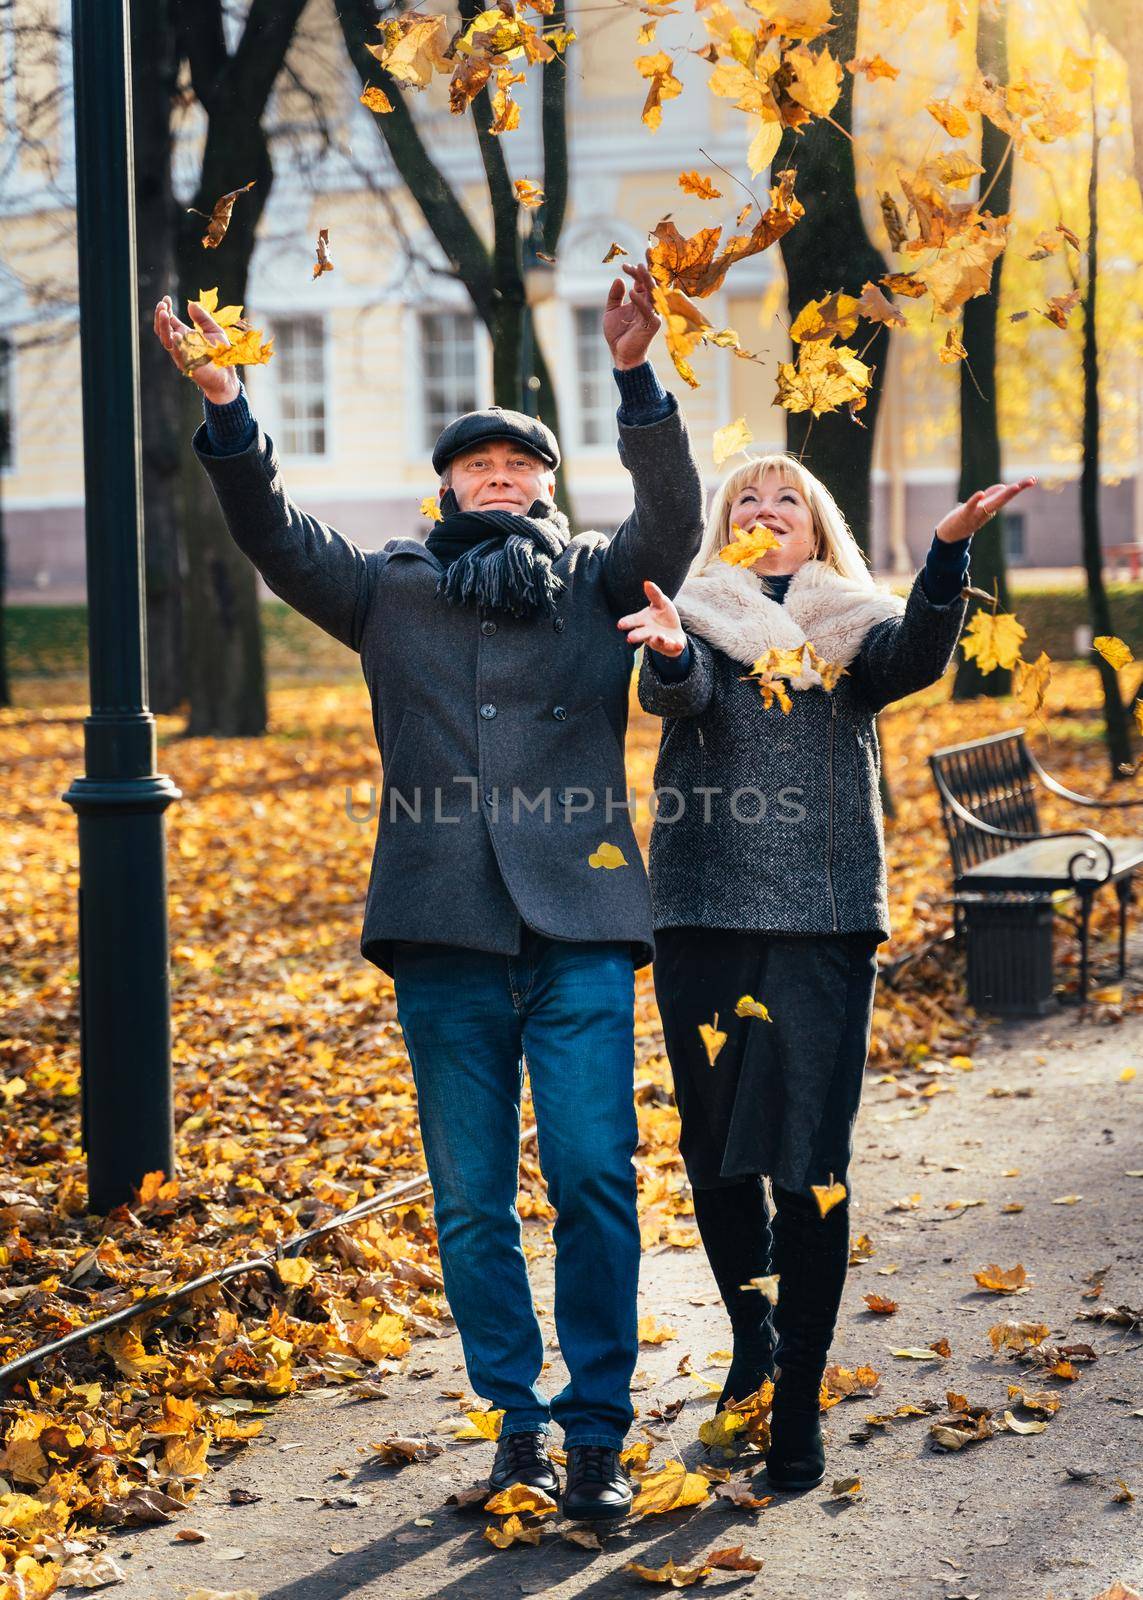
[391,925,641,1449]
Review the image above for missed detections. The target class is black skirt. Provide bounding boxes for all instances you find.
[653,926,881,1198]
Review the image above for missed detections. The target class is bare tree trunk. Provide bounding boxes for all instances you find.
[774,0,889,559]
[1079,107,1134,779]
[132,0,186,715]
[953,0,1014,699]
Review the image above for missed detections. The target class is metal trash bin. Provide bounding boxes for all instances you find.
[963,893,1055,1017]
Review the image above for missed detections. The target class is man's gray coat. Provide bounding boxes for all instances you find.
[192,406,704,976]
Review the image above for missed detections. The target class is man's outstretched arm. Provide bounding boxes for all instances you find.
[154,295,374,653]
[596,265,705,616]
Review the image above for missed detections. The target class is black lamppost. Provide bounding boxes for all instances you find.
[61,0,181,1213]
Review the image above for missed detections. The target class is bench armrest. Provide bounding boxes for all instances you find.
[1027,747,1143,810]
[931,764,1116,882]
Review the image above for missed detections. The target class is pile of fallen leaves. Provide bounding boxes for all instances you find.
[1,662,1139,1595]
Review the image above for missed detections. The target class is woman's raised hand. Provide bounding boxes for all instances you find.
[617,579,688,656]
[935,477,1037,544]
[152,295,241,405]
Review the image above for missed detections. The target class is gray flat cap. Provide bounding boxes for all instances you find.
[431,406,560,476]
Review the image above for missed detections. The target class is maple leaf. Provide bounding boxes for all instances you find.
[939,326,967,364]
[312,227,333,281]
[484,1484,558,1516]
[926,97,970,137]
[698,1013,727,1065]
[708,1545,764,1571]
[846,53,898,81]
[367,13,451,90]
[712,416,753,465]
[602,242,629,263]
[638,1313,679,1344]
[626,1557,712,1586]
[1014,651,1052,717]
[960,610,1027,674]
[863,1292,898,1313]
[785,43,842,117]
[647,168,802,298]
[514,178,545,210]
[721,524,781,566]
[637,51,684,131]
[774,339,872,418]
[855,280,907,327]
[745,0,835,43]
[790,291,861,344]
[678,171,722,199]
[630,1459,712,1516]
[879,270,927,298]
[490,69,525,134]
[1043,288,1081,328]
[191,181,256,250]
[484,1513,542,1547]
[974,1262,1029,1294]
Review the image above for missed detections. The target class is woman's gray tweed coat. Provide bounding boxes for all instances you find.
[637,555,969,943]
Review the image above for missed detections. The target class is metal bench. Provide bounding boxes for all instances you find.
[929,728,1143,1012]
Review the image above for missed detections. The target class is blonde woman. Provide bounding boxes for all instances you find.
[618,454,1033,1491]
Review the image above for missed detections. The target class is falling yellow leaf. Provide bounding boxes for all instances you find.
[734,994,772,1021]
[1093,635,1134,671]
[790,292,861,344]
[360,85,394,113]
[811,1180,847,1218]
[588,842,628,869]
[192,181,256,250]
[602,242,629,263]
[846,54,898,81]
[745,1272,780,1304]
[420,496,443,523]
[939,326,967,364]
[775,339,872,419]
[960,610,1027,674]
[514,178,545,210]
[747,115,783,176]
[720,524,781,567]
[698,1013,727,1066]
[1014,651,1052,717]
[678,171,723,200]
[926,97,970,137]
[637,51,683,131]
[312,227,333,281]
[712,416,754,467]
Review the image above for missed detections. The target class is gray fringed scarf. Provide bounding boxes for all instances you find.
[426,491,570,619]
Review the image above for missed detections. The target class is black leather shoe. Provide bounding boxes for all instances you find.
[488,1430,559,1497]
[561,1445,633,1522]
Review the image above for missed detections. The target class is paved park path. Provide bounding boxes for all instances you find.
[93,986,1142,1600]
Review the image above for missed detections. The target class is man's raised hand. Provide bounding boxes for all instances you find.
[603,263,662,372]
[152,295,241,405]
[617,579,687,656]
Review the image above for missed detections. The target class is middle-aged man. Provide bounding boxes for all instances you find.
[153,265,704,1521]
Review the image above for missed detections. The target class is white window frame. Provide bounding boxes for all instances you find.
[410,306,491,461]
[250,311,333,464]
[570,303,618,453]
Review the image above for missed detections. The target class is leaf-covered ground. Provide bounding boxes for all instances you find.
[1,662,1140,1598]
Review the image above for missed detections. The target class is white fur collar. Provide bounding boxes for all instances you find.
[674,558,906,690]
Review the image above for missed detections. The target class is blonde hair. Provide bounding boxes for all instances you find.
[692,452,874,594]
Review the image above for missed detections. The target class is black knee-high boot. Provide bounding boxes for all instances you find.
[691,1179,776,1412]
[765,1185,850,1490]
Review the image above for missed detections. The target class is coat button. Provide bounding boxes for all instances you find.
[481,620,497,635]
[480,703,497,719]
[553,705,567,720]
[485,790,495,805]
[553,617,565,633]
